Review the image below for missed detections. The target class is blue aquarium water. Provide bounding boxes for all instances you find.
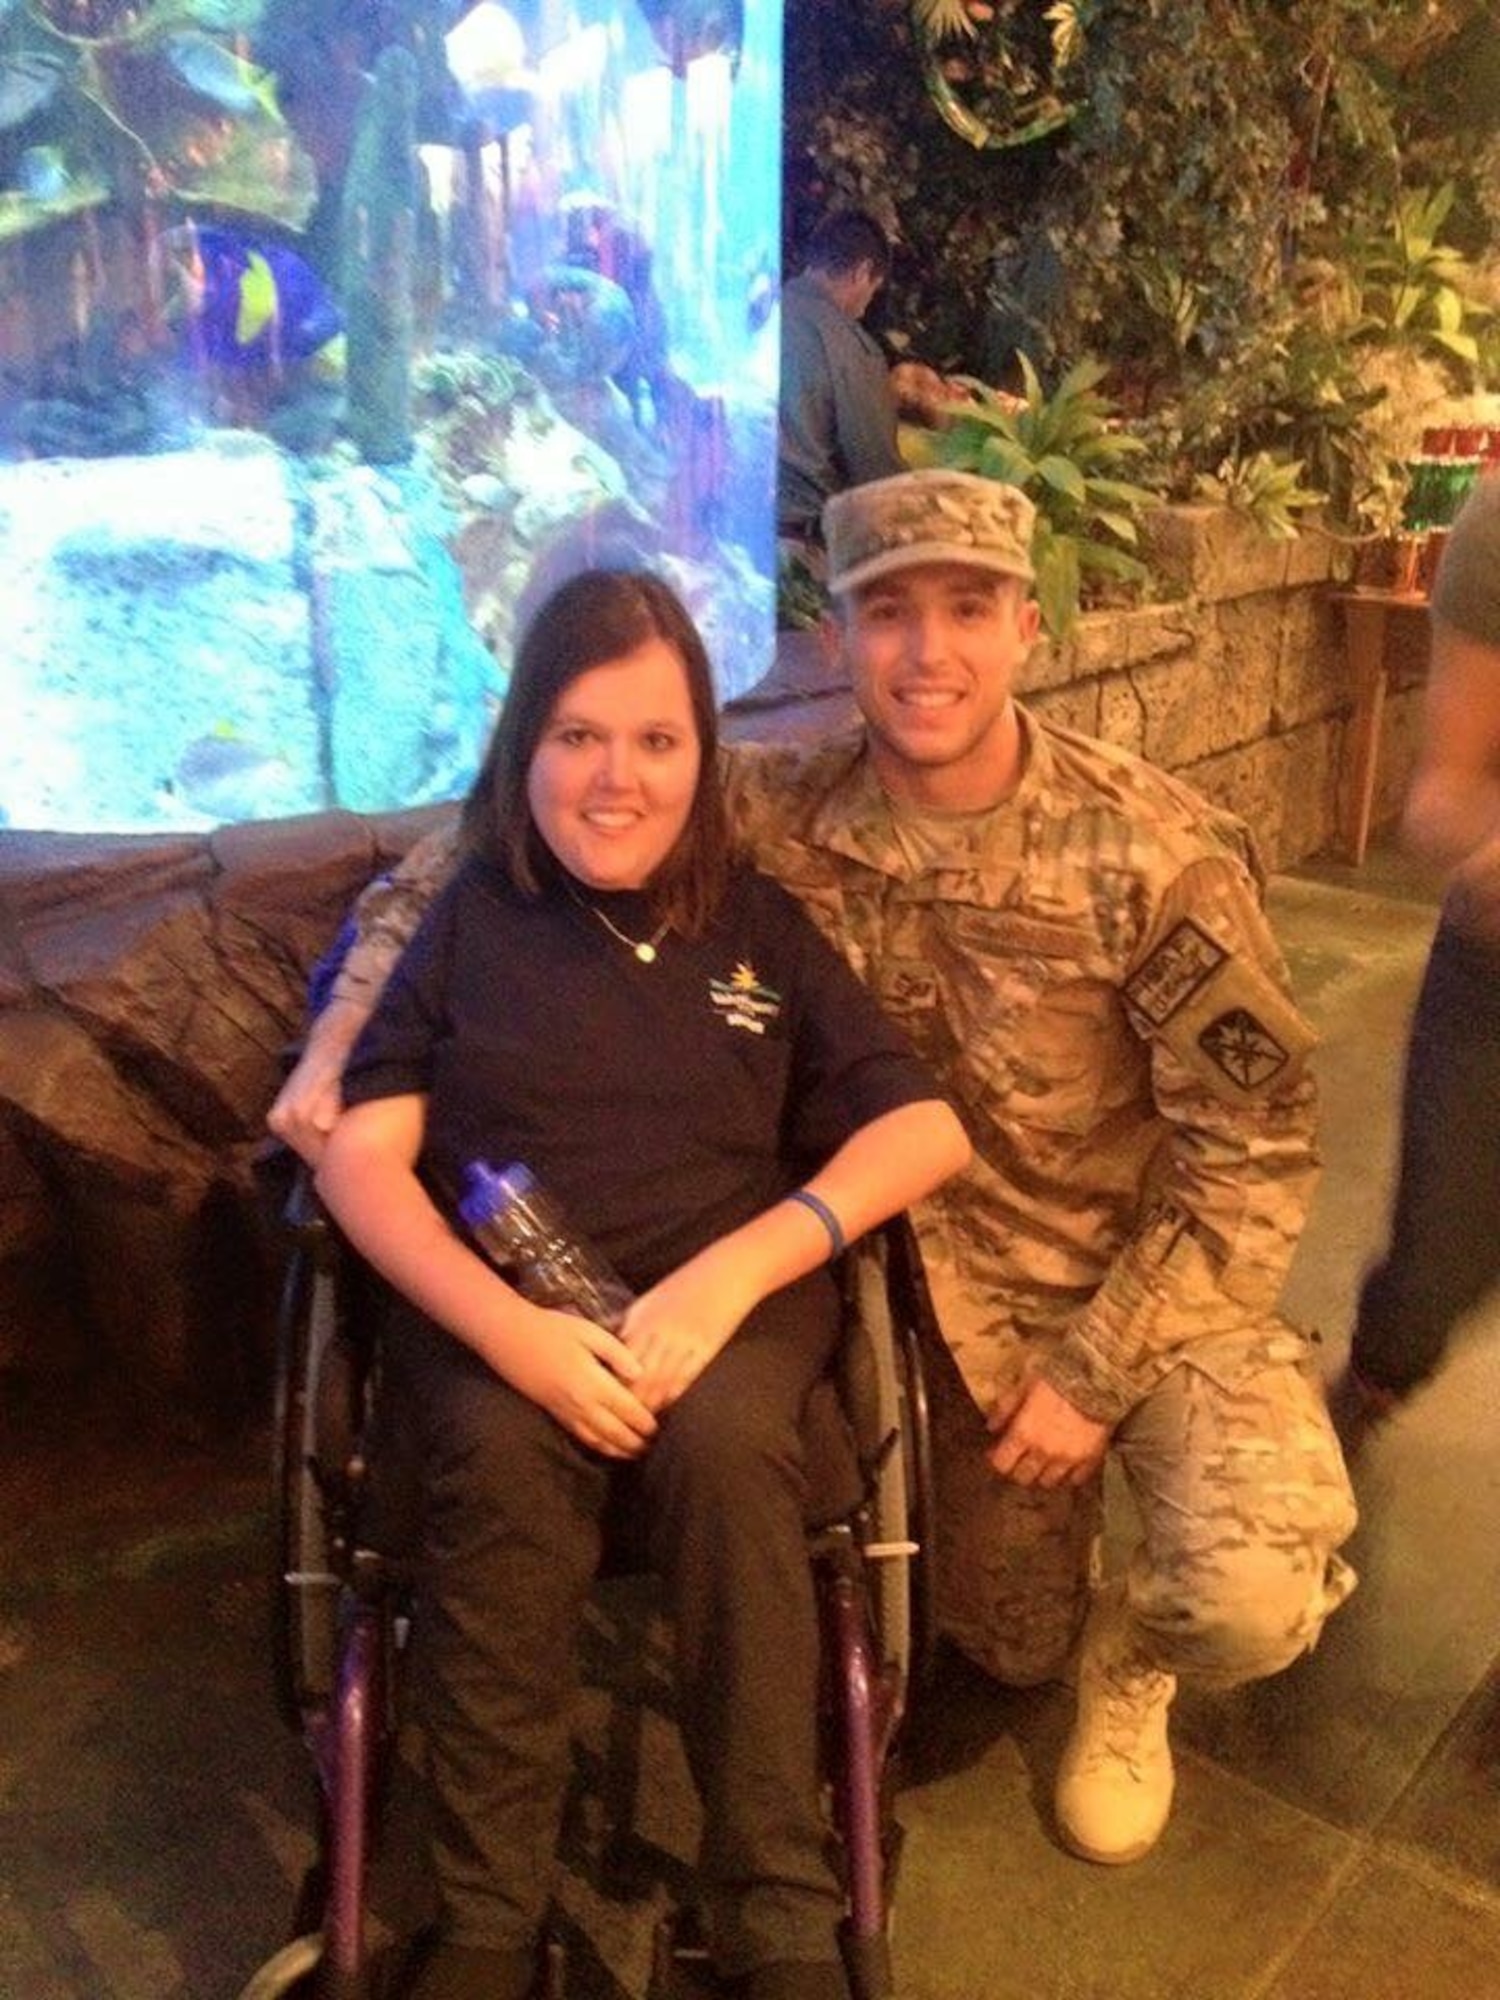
[0,0,780,833]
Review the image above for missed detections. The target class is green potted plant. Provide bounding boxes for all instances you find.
[906,353,1156,637]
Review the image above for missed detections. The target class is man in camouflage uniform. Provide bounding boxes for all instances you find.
[270,469,1356,1867]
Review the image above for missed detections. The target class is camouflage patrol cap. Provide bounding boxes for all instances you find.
[824,469,1036,595]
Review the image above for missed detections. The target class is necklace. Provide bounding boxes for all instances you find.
[567,884,671,963]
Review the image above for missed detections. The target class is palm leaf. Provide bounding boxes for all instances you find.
[912,0,978,44]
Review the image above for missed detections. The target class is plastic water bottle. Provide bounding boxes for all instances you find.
[458,1160,634,1331]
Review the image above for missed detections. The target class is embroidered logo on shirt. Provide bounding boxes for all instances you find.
[709,962,783,1036]
[1125,920,1228,1026]
[1198,1008,1289,1090]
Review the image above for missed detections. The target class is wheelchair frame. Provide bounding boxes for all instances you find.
[239,1176,938,2000]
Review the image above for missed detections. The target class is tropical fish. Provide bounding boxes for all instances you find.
[169,730,297,823]
[744,255,776,334]
[164,223,344,375]
[0,51,64,131]
[163,32,282,120]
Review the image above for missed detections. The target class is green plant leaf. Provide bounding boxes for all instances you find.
[1077,542,1148,581]
[1430,329,1480,365]
[1085,473,1156,506]
[1034,532,1082,640]
[977,434,1035,484]
[898,425,944,469]
[911,0,979,44]
[942,398,1018,439]
[1017,350,1046,410]
[1034,453,1087,502]
[1433,285,1464,335]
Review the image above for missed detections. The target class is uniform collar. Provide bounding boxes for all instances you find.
[809,707,1051,882]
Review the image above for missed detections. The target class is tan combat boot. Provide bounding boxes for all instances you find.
[1054,1585,1176,1865]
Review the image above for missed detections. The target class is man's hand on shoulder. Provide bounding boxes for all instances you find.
[266,997,374,1165]
[987,1375,1111,1489]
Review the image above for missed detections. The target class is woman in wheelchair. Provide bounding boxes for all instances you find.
[314,569,970,2000]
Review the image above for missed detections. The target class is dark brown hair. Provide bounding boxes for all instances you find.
[804,208,892,281]
[460,569,729,936]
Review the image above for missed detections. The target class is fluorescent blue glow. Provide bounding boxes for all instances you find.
[0,0,780,833]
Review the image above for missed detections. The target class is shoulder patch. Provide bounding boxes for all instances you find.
[1197,1008,1289,1092]
[1124,919,1227,1026]
[1125,918,1316,1102]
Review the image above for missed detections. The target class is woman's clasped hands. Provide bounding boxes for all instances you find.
[619,1258,747,1415]
[510,1299,658,1460]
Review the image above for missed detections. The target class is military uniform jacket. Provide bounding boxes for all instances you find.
[334,710,1319,1427]
[722,713,1319,1426]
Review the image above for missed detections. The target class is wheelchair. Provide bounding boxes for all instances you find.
[237,1167,938,2000]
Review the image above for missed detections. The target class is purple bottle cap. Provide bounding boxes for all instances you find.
[458,1158,536,1229]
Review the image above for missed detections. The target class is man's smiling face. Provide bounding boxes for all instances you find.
[826,561,1040,811]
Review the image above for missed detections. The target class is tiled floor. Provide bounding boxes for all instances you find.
[5,842,1498,2000]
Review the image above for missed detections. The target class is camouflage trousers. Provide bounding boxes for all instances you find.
[928,1322,1358,1688]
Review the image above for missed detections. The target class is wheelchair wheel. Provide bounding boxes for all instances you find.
[270,1179,373,1730]
[882,1219,939,1690]
[841,1223,937,1692]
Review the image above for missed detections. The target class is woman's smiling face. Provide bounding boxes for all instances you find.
[525,636,702,890]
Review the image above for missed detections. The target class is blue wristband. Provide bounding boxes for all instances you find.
[786,1187,846,1261]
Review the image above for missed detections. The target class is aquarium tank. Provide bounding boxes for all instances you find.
[0,0,780,833]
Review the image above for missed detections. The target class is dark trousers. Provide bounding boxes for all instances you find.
[1353,912,1500,1395]
[384,1274,844,1979]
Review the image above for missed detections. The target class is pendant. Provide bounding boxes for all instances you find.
[635,942,657,964]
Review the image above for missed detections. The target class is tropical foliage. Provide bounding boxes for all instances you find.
[1339,183,1493,373]
[1192,451,1327,544]
[784,0,1500,586]
[908,356,1154,637]
[909,0,1088,152]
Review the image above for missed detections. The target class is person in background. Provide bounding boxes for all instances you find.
[1332,475,1500,1449]
[776,209,904,561]
[313,568,969,2000]
[273,470,1356,1874]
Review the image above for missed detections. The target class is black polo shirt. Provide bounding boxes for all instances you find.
[343,856,939,1290]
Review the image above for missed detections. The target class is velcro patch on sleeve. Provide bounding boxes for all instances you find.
[1127,922,1314,1099]
[1124,920,1228,1026]
[1197,1007,1289,1091]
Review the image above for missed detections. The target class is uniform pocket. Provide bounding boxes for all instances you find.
[937,909,1128,1139]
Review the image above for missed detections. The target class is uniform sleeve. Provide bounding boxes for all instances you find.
[329,816,464,1009]
[1042,851,1321,1424]
[771,879,950,1166]
[341,876,463,1109]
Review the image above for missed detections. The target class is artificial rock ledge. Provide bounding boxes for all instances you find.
[0,809,445,1430]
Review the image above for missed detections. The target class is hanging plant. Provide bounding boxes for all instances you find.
[910,0,1086,151]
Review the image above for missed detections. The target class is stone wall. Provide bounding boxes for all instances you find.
[0,507,1424,1425]
[1024,506,1423,872]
